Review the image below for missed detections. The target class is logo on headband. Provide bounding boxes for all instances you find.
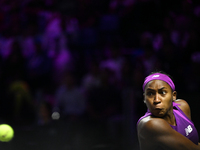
[152,75,160,78]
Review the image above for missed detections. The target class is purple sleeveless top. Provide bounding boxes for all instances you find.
[137,102,199,145]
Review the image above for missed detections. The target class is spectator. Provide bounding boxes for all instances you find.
[26,40,53,93]
[2,40,27,84]
[81,60,101,95]
[5,78,36,126]
[86,66,123,144]
[54,71,86,121]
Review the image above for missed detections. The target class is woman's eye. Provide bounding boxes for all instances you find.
[147,92,153,96]
[161,91,166,95]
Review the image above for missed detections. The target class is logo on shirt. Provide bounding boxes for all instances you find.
[152,75,160,78]
[185,125,193,136]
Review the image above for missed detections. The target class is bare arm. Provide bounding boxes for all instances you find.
[137,117,200,150]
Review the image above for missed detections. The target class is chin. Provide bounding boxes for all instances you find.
[152,110,166,118]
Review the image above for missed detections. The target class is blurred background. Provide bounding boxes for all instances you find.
[0,0,200,149]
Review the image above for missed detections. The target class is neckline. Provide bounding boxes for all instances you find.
[169,110,177,127]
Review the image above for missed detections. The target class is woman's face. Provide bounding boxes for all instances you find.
[144,80,176,117]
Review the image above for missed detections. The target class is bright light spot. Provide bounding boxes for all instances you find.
[51,112,60,120]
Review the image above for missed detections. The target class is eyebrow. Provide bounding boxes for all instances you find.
[146,87,167,91]
[158,87,167,90]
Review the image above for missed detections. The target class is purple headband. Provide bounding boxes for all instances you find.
[142,73,175,91]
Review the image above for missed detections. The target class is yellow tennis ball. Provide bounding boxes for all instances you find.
[0,124,14,142]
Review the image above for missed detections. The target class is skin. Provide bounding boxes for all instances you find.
[137,80,200,150]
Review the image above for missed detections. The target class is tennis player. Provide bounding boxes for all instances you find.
[137,71,200,150]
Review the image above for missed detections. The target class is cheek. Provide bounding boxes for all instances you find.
[145,100,152,109]
[165,95,173,103]
[162,96,173,109]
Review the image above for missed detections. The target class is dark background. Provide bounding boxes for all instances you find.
[0,0,200,149]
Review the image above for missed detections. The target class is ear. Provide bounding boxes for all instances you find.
[143,93,146,103]
[172,91,177,101]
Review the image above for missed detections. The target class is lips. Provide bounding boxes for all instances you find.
[154,103,162,109]
[154,106,162,110]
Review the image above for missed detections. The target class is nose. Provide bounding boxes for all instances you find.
[154,93,161,104]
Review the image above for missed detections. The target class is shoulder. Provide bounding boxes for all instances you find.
[137,116,172,137]
[174,99,189,107]
[137,116,174,149]
[174,99,191,120]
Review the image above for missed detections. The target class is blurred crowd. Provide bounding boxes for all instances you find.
[0,0,200,145]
